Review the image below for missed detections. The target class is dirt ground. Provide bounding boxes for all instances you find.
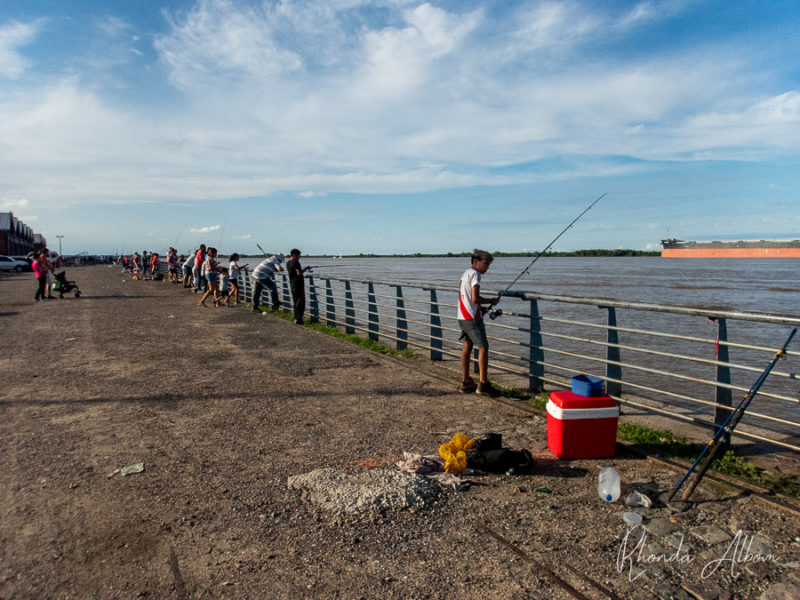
[1,266,799,600]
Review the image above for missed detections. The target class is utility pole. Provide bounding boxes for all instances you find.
[56,235,63,256]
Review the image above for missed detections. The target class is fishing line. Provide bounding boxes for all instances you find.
[488,192,607,318]
[218,221,226,251]
[173,221,190,249]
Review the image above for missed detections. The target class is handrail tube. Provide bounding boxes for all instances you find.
[528,329,798,386]
[360,293,799,367]
[507,331,797,403]
[317,274,800,327]
[539,315,792,355]
[500,290,800,327]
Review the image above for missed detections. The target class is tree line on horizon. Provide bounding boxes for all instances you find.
[236,249,660,258]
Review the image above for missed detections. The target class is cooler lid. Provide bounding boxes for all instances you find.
[549,390,616,409]
[547,399,619,421]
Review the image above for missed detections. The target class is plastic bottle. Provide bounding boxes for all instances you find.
[598,467,621,502]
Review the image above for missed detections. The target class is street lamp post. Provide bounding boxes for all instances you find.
[56,235,63,256]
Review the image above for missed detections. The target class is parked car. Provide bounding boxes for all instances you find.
[0,255,31,272]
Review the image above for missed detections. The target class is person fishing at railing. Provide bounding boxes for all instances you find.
[286,248,312,325]
[457,249,501,396]
[251,252,284,312]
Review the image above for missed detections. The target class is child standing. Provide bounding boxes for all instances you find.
[457,249,500,395]
[227,253,248,305]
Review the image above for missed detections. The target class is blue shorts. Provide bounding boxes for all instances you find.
[205,272,220,284]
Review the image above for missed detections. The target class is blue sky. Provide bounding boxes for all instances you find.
[1,0,799,255]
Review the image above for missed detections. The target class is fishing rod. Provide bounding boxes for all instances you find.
[487,192,607,319]
[304,264,366,270]
[668,327,797,502]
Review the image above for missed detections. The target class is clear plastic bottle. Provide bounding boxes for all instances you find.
[598,467,621,502]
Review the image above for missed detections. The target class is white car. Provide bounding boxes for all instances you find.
[0,255,31,272]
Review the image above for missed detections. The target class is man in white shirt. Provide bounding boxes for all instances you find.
[251,253,284,312]
[457,249,500,395]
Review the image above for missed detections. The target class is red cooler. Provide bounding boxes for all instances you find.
[547,390,618,459]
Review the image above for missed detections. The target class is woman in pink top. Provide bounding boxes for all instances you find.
[32,252,48,301]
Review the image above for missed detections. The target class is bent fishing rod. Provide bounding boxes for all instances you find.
[668,327,797,502]
[485,192,607,319]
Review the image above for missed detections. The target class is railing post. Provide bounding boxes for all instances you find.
[345,281,355,334]
[367,282,379,341]
[308,276,319,323]
[528,299,544,392]
[605,306,622,397]
[281,275,291,310]
[396,285,408,350]
[714,318,732,443]
[429,289,442,361]
[242,270,252,303]
[325,279,335,327]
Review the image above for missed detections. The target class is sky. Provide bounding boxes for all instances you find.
[1,0,799,256]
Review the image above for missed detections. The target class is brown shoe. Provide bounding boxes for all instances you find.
[476,382,500,397]
[459,379,477,393]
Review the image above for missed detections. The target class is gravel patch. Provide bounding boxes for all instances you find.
[288,467,440,515]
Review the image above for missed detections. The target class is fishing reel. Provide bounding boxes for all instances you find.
[482,307,503,320]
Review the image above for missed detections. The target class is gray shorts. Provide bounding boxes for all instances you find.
[459,319,488,348]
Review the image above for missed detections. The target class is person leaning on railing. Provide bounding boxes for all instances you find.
[251,252,285,312]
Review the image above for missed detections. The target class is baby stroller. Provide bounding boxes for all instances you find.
[53,271,81,298]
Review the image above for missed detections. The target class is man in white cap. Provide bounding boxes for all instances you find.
[251,252,284,312]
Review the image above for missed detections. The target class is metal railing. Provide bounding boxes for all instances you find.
[160,259,800,453]
[240,269,800,453]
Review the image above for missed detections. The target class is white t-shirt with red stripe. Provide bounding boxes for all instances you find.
[458,267,481,321]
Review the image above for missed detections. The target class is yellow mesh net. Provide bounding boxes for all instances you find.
[439,432,476,473]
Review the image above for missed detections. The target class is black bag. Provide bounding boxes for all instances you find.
[468,448,534,474]
[472,432,503,453]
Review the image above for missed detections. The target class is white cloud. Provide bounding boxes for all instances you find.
[404,3,481,57]
[0,20,37,78]
[155,0,302,90]
[1,197,29,211]
[681,91,800,153]
[0,0,798,216]
[618,1,693,29]
[190,225,222,233]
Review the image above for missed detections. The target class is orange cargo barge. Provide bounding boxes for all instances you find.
[661,238,800,258]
